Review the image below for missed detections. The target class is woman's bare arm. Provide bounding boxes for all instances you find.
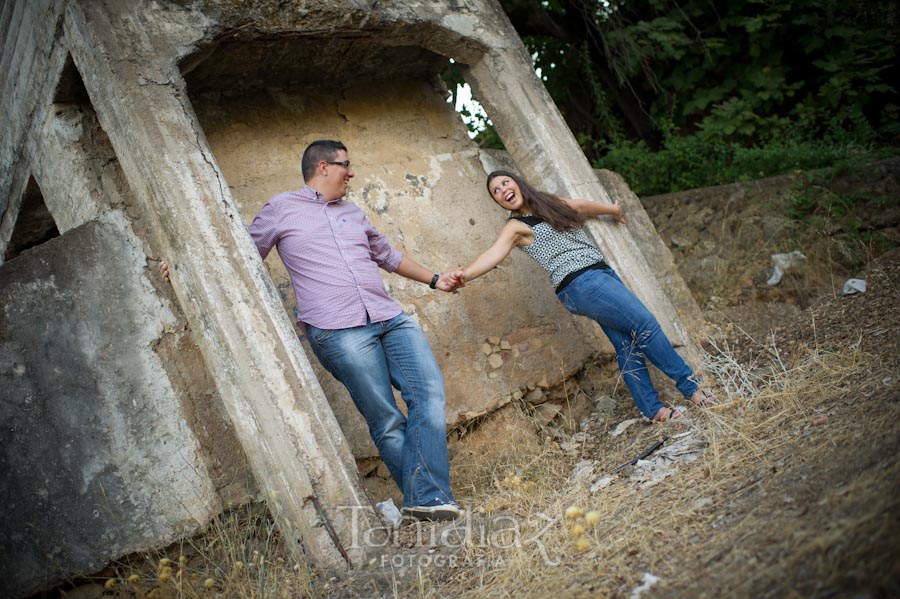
[459,220,532,282]
[563,197,626,224]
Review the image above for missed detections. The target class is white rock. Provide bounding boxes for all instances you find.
[610,418,641,437]
[630,573,660,598]
[841,278,866,295]
[590,476,615,492]
[571,460,595,483]
[693,497,714,510]
[767,251,806,285]
[376,498,402,527]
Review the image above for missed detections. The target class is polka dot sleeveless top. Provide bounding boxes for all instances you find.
[511,215,607,291]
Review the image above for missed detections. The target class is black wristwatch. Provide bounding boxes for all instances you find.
[429,273,440,289]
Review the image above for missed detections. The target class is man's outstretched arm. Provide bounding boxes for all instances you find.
[393,256,463,292]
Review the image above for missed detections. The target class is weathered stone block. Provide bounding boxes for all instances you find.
[0,214,220,597]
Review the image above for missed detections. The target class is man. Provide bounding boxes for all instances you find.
[161,141,460,519]
[247,140,460,521]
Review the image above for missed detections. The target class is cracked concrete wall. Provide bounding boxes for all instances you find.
[0,0,69,258]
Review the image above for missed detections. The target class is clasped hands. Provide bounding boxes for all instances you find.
[433,269,466,293]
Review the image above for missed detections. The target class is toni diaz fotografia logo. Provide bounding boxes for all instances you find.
[336,506,562,567]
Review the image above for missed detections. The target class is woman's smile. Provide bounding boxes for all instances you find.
[490,176,525,212]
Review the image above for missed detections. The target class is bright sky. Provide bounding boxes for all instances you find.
[452,83,487,139]
[449,57,544,139]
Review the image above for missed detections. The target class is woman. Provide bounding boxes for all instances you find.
[455,170,716,422]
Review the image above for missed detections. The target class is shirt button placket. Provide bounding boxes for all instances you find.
[329,203,367,322]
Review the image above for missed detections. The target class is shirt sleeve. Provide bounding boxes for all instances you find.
[364,217,403,272]
[248,200,281,260]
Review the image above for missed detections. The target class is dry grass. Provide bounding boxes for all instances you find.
[69,503,319,598]
[413,335,898,599]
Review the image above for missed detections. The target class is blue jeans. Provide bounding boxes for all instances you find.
[306,312,455,508]
[557,268,699,419]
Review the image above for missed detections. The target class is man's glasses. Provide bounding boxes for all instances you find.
[325,160,351,168]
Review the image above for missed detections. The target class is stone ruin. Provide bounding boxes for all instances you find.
[0,0,705,595]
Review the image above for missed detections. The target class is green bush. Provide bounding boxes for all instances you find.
[595,118,899,197]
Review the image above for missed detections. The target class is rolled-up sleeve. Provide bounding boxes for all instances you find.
[365,218,403,272]
[248,201,281,260]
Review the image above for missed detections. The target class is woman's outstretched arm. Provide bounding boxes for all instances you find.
[458,220,531,283]
[563,197,626,224]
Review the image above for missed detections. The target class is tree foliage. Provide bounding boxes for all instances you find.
[498,0,900,162]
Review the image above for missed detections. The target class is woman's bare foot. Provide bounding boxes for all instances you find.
[652,406,681,423]
[688,387,718,407]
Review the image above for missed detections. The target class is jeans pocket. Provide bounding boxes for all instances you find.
[307,325,335,347]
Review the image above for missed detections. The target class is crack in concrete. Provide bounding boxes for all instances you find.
[174,87,229,206]
[137,76,175,87]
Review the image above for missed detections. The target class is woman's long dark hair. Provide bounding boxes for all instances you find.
[486,170,585,232]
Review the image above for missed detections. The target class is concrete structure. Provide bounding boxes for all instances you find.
[0,0,704,596]
[0,215,225,593]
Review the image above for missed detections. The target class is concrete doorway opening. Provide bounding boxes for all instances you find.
[4,176,59,262]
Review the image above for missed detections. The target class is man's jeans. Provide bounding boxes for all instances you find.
[558,268,699,419]
[306,312,455,508]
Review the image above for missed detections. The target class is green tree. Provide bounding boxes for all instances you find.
[499,0,900,161]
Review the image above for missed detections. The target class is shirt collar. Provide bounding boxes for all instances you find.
[300,184,343,205]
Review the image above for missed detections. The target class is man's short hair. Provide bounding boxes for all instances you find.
[301,140,347,182]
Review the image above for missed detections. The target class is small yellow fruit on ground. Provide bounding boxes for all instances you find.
[128,574,140,584]
[584,510,601,527]
[204,578,216,589]
[574,537,590,552]
[234,561,244,570]
[104,579,117,589]
[570,523,585,537]
[565,505,584,520]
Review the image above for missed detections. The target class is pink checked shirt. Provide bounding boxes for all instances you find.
[248,185,404,330]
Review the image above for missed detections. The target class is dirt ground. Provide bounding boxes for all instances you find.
[51,160,899,599]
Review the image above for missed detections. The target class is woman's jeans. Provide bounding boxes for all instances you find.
[306,312,455,508]
[558,268,699,419]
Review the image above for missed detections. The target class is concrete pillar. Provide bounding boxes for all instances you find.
[62,0,375,570]
[0,0,69,262]
[29,105,107,232]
